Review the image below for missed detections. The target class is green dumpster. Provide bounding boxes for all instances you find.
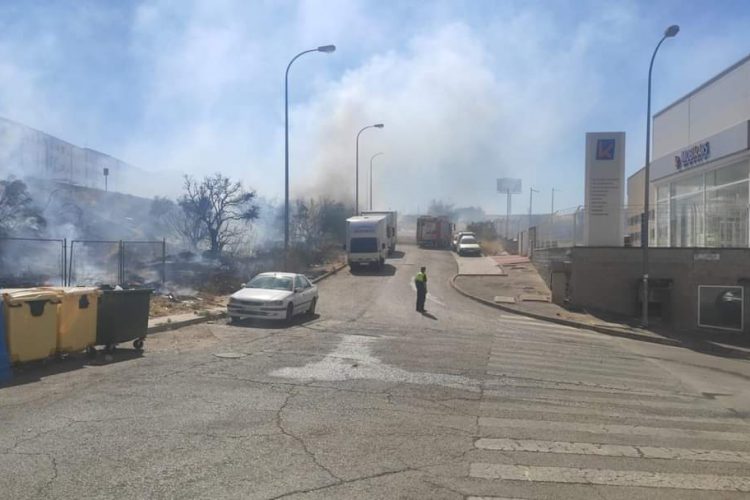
[96,288,152,352]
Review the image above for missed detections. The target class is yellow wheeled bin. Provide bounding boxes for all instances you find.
[2,288,61,363]
[53,287,100,355]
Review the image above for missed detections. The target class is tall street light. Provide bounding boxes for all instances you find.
[355,123,384,214]
[369,152,384,211]
[284,44,336,268]
[642,24,679,327]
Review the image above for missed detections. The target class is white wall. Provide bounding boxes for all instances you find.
[653,56,750,158]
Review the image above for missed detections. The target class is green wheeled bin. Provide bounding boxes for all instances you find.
[96,288,152,352]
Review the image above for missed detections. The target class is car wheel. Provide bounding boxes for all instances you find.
[285,303,294,323]
[308,298,317,315]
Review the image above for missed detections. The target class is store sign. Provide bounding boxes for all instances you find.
[584,132,625,246]
[675,141,710,171]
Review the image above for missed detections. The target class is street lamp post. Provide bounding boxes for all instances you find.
[355,124,384,214]
[369,152,384,211]
[528,187,539,231]
[284,44,336,269]
[642,25,679,327]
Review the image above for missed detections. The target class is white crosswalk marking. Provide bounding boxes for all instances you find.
[475,438,750,463]
[468,330,750,497]
[470,463,750,492]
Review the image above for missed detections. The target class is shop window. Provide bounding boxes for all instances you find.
[705,181,749,247]
[670,193,703,247]
[706,161,749,187]
[670,172,704,197]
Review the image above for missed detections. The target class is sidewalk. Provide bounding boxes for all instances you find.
[451,259,750,359]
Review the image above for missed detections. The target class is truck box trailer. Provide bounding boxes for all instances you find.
[345,215,389,269]
[360,210,397,254]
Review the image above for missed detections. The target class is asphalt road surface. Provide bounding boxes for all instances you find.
[2,244,750,499]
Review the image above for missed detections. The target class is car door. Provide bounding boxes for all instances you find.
[294,275,310,312]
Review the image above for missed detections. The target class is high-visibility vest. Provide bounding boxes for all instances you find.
[415,272,426,283]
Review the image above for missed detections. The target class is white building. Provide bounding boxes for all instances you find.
[628,53,750,248]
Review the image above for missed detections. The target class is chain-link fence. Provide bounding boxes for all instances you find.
[0,237,66,287]
[532,206,586,249]
[67,240,166,287]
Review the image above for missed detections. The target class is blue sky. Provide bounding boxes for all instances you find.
[1,0,750,213]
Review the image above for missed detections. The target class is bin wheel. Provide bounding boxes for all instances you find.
[133,339,144,351]
[86,346,97,358]
[105,344,116,354]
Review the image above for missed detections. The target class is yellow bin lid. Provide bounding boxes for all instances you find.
[3,288,62,305]
[37,286,100,297]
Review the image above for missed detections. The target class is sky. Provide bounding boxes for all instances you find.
[1,0,750,215]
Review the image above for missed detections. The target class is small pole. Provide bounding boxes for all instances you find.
[161,238,167,285]
[68,241,75,286]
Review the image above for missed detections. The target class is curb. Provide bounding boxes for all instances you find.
[148,310,228,334]
[449,273,683,348]
[147,263,348,334]
[311,262,348,284]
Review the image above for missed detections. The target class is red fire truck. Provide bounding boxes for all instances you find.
[416,216,453,248]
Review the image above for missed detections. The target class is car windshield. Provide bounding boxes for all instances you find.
[246,275,293,291]
[461,237,477,244]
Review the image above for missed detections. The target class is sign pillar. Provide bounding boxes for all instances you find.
[584,132,625,246]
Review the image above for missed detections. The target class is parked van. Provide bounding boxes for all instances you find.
[345,215,389,270]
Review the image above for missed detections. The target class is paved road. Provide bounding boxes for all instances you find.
[2,244,750,499]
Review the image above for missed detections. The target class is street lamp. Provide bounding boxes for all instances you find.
[642,24,679,327]
[284,44,336,268]
[355,124,384,214]
[369,152,384,211]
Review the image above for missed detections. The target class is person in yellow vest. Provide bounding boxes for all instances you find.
[415,266,427,313]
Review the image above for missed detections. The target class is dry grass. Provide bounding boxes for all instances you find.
[479,239,506,256]
[150,293,228,318]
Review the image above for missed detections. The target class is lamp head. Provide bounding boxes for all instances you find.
[665,25,679,38]
[374,123,384,128]
[317,45,336,53]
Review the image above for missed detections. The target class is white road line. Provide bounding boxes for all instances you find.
[409,281,446,306]
[475,438,750,464]
[469,463,750,492]
[479,417,750,441]
[478,400,745,426]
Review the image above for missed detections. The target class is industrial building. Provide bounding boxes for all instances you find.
[628,53,750,248]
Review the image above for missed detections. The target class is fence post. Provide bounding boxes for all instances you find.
[62,238,67,286]
[68,241,75,286]
[161,238,166,285]
[119,240,124,286]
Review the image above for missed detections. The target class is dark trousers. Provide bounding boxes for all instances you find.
[416,286,426,312]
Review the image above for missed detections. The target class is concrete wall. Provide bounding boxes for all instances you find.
[566,247,750,334]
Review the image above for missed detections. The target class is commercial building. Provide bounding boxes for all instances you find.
[628,53,750,248]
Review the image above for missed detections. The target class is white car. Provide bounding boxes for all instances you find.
[228,272,318,323]
[457,235,482,256]
[453,231,475,251]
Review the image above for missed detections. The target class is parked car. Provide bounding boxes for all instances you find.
[453,231,476,251]
[228,272,318,323]
[457,235,482,256]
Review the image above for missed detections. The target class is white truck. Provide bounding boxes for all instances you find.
[360,210,397,255]
[345,215,389,270]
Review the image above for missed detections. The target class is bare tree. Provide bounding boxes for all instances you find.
[178,174,259,257]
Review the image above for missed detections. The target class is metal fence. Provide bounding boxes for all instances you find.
[532,206,586,249]
[0,237,67,287]
[0,237,166,288]
[68,239,166,287]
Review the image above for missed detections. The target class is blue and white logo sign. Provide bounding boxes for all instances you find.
[596,139,616,160]
[675,141,710,170]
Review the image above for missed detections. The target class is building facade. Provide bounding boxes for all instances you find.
[628,54,750,248]
[0,117,134,191]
